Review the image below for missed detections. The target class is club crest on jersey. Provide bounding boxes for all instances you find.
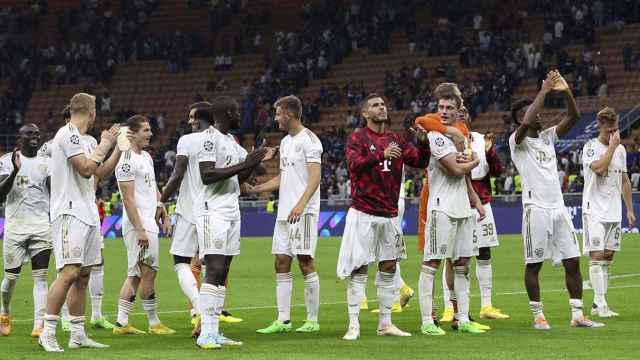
[70,134,80,145]
[592,238,600,247]
[535,248,544,258]
[440,245,447,255]
[586,148,595,157]
[215,240,224,250]
[435,137,445,147]
[203,140,215,152]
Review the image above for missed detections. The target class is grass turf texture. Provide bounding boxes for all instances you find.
[2,234,640,360]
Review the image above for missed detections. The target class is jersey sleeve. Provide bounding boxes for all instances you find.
[415,113,448,133]
[345,131,384,174]
[582,142,598,170]
[428,132,456,160]
[176,136,188,157]
[197,134,217,163]
[0,154,12,176]
[303,134,323,164]
[542,126,559,144]
[115,152,135,182]
[61,127,85,159]
[620,146,628,173]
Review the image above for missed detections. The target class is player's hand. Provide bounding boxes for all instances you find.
[627,211,636,228]
[409,124,429,144]
[262,146,279,161]
[245,148,268,167]
[553,74,570,92]
[609,130,620,148]
[384,143,402,160]
[161,215,172,236]
[136,229,149,248]
[101,124,120,146]
[458,105,470,123]
[287,202,304,224]
[541,70,560,93]
[484,132,494,152]
[456,152,472,163]
[476,201,487,221]
[241,183,256,193]
[11,148,21,171]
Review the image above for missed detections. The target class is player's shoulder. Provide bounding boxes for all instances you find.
[302,128,321,144]
[83,134,97,146]
[471,131,484,141]
[616,143,627,154]
[0,152,11,164]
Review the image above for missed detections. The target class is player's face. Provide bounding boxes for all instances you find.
[19,125,41,150]
[364,97,387,124]
[188,108,198,132]
[228,104,241,130]
[275,106,290,131]
[437,99,459,125]
[598,118,619,136]
[87,104,97,127]
[133,122,152,148]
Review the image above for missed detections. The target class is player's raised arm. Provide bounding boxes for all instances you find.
[587,130,620,176]
[160,155,188,203]
[0,149,20,202]
[555,73,581,137]
[69,124,119,178]
[514,72,558,144]
[415,113,465,148]
[94,142,122,180]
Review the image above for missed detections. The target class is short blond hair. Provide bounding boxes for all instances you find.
[434,83,463,108]
[597,107,617,122]
[70,93,96,116]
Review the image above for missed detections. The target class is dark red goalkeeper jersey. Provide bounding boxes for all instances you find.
[346,127,430,217]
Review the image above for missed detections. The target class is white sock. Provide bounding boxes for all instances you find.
[142,298,161,327]
[589,261,607,308]
[529,301,544,320]
[61,301,71,321]
[347,273,367,328]
[570,298,584,321]
[0,272,19,314]
[32,269,48,330]
[116,298,134,327]
[454,266,470,323]
[89,266,104,321]
[601,260,611,296]
[394,263,405,290]
[69,315,87,342]
[43,314,59,337]
[199,283,225,336]
[442,265,452,309]
[419,265,437,326]
[303,272,320,322]
[276,272,293,322]
[174,263,200,315]
[476,259,493,308]
[375,271,396,328]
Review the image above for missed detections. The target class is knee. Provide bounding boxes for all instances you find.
[274,256,291,273]
[603,250,615,260]
[297,256,315,275]
[422,259,440,269]
[3,270,20,283]
[60,265,82,283]
[454,257,470,268]
[477,247,491,261]
[75,269,91,287]
[562,258,580,273]
[525,262,543,274]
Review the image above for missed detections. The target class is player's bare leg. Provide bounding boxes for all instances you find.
[343,266,367,340]
[419,259,445,335]
[375,260,410,337]
[589,250,618,317]
[525,262,549,329]
[477,248,510,320]
[66,266,109,349]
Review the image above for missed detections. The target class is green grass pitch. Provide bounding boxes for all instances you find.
[2,233,640,360]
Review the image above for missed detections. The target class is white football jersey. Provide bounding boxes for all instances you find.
[509,126,564,209]
[399,166,406,200]
[277,128,323,220]
[426,132,473,218]
[116,150,159,234]
[470,132,489,180]
[0,152,50,232]
[198,128,247,221]
[174,130,211,224]
[50,124,99,226]
[582,138,627,222]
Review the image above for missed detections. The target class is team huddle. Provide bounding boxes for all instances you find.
[0,70,635,351]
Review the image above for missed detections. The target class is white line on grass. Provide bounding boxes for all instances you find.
[11,284,640,323]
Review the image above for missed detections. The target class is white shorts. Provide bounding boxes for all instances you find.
[395,197,405,230]
[272,213,319,258]
[196,214,241,258]
[582,215,622,254]
[336,208,406,279]
[124,230,160,276]
[170,214,199,258]
[423,210,478,261]
[522,206,580,264]
[476,203,499,248]
[3,225,52,269]
[52,215,102,270]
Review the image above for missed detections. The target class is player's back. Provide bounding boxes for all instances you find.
[426,131,472,218]
[198,128,247,220]
[508,127,564,208]
[0,152,50,228]
[50,124,99,226]
[175,131,209,223]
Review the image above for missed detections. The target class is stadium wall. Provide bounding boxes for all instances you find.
[0,195,637,239]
